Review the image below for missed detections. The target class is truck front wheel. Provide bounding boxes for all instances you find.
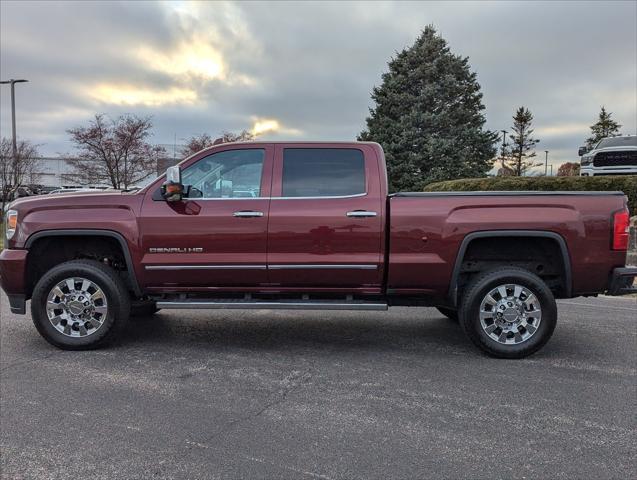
[458,267,557,359]
[31,260,131,350]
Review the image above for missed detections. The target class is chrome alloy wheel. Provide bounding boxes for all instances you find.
[479,284,542,345]
[46,277,108,337]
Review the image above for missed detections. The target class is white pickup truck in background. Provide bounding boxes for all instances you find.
[579,135,637,176]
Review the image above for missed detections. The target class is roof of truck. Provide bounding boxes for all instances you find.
[391,191,626,197]
[181,140,382,161]
[207,140,381,145]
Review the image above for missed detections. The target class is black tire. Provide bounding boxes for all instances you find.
[458,267,557,359]
[436,306,458,322]
[31,259,130,350]
[130,299,160,318]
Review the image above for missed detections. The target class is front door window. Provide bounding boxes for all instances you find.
[182,149,265,199]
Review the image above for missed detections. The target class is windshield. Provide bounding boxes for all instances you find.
[595,136,637,149]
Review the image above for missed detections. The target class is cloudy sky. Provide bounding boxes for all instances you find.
[1,0,636,171]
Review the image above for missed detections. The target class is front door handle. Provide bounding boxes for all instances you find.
[346,210,377,218]
[233,210,264,218]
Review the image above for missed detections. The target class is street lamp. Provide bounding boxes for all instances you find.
[544,150,549,176]
[0,79,29,161]
[500,130,507,169]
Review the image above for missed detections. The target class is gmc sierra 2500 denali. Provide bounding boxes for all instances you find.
[1,142,635,358]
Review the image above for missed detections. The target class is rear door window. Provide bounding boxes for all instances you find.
[281,148,365,197]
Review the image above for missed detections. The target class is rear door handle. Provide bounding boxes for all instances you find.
[346,210,377,218]
[233,211,264,218]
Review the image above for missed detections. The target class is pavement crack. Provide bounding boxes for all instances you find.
[240,454,333,480]
[203,368,313,443]
[0,352,59,374]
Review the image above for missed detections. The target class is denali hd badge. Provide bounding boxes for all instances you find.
[149,247,204,253]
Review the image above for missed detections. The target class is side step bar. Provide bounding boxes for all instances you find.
[156,299,388,311]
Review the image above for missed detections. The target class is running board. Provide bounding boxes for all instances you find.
[156,299,388,311]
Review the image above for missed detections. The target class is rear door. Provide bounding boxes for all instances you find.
[266,144,383,290]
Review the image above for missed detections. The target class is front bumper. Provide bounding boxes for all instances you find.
[607,267,637,295]
[580,166,637,176]
[0,248,28,314]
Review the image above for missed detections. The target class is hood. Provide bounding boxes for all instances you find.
[590,145,637,155]
[7,191,135,213]
[5,190,145,249]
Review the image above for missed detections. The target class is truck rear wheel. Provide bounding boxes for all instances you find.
[31,260,130,350]
[458,267,557,359]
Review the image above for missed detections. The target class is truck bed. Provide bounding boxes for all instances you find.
[387,191,629,298]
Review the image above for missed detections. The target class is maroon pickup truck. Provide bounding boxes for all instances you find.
[1,142,635,358]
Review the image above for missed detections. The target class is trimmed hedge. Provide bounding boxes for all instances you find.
[423,176,637,214]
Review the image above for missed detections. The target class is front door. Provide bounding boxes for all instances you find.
[139,145,273,290]
[266,144,384,290]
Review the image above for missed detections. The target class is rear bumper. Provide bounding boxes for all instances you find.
[607,267,637,295]
[0,249,28,314]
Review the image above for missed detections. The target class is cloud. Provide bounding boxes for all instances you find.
[251,118,303,137]
[88,84,198,107]
[0,0,635,168]
[136,39,226,81]
[535,123,590,138]
[135,35,255,86]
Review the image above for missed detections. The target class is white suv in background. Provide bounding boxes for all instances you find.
[579,135,637,176]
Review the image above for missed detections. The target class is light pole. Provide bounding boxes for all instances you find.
[500,130,507,168]
[549,164,553,176]
[544,150,549,176]
[0,79,29,161]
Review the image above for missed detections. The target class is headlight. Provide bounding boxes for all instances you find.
[581,155,593,166]
[5,210,17,240]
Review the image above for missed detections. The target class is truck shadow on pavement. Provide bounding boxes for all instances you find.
[117,309,479,356]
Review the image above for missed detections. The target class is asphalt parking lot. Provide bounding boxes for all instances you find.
[1,293,635,479]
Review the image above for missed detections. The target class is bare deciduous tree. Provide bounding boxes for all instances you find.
[218,129,255,144]
[1,137,41,212]
[557,162,581,177]
[180,130,255,158]
[64,114,165,189]
[180,133,215,158]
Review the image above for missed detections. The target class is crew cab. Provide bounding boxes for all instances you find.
[1,142,635,358]
[579,135,637,176]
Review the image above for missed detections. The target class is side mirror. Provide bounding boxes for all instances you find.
[578,146,588,156]
[166,165,181,184]
[161,166,184,202]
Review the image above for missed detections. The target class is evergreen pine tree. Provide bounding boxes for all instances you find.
[504,107,541,176]
[359,25,497,192]
[585,106,622,149]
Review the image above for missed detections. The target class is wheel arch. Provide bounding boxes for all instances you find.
[448,230,572,305]
[24,229,142,297]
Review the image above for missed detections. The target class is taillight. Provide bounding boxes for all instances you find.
[612,209,630,250]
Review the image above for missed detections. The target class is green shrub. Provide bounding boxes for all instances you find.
[423,176,637,214]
